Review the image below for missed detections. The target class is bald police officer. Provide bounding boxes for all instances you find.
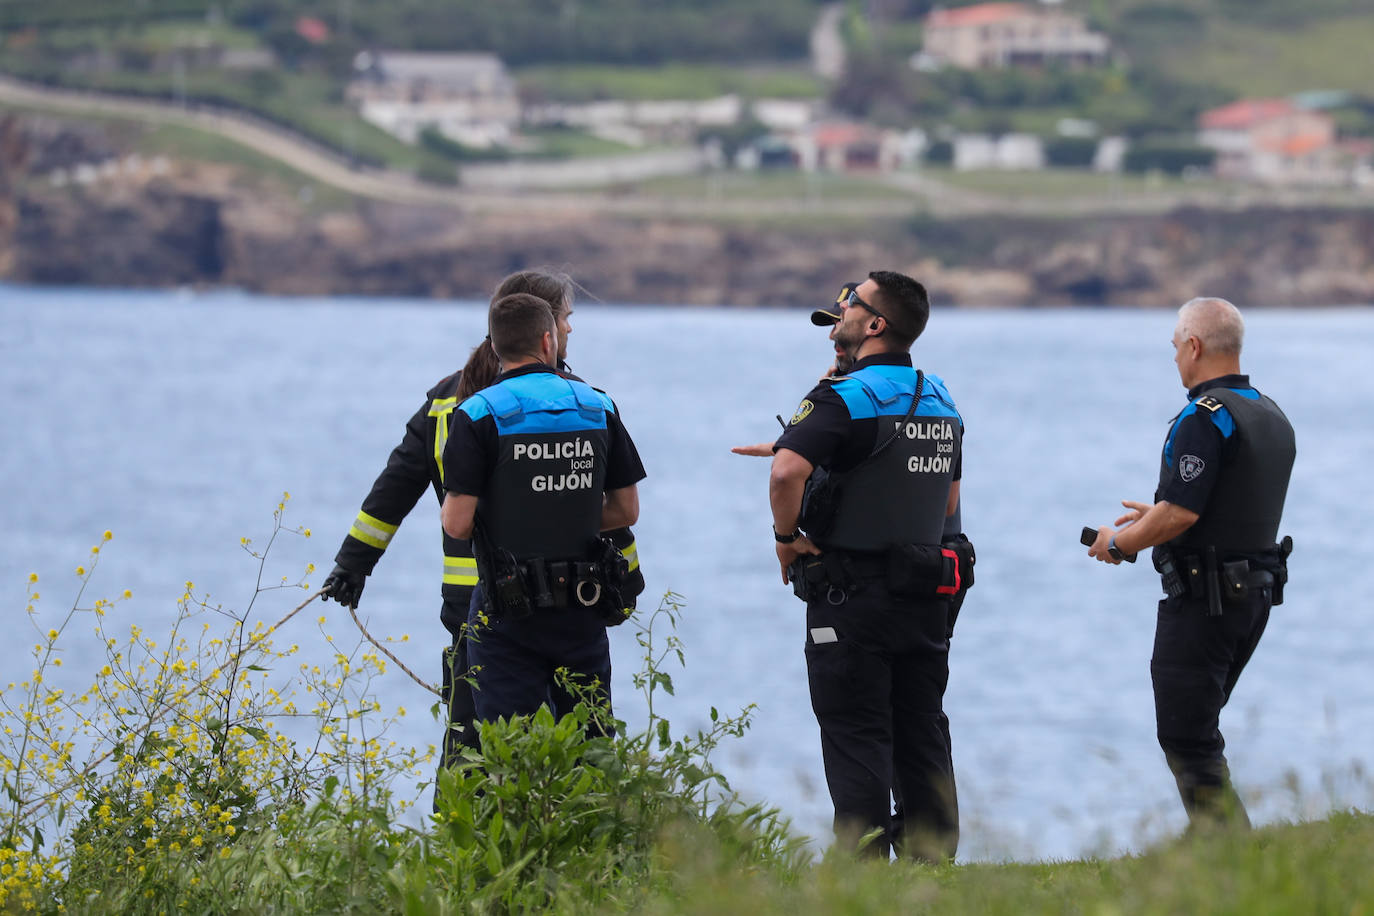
[1089,297,1295,831]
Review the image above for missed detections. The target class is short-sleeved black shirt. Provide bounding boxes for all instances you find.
[1156,373,1250,514]
[442,364,646,497]
[774,353,963,481]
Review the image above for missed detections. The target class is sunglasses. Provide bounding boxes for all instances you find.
[843,288,889,326]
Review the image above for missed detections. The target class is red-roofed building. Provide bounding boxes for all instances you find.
[295,17,330,45]
[1196,98,1347,184]
[788,122,903,172]
[921,2,1108,69]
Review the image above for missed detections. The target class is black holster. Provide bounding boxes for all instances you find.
[799,467,842,540]
[1158,536,1291,611]
[789,552,854,605]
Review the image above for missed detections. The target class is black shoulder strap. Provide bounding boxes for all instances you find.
[870,370,924,460]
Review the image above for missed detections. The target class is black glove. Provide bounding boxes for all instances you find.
[320,564,366,609]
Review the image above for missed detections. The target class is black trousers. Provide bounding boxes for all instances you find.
[1150,586,1272,828]
[804,581,957,861]
[466,585,613,730]
[439,593,479,768]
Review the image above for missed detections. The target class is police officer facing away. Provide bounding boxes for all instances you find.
[1088,297,1295,831]
[441,293,646,727]
[770,271,965,861]
[320,269,578,765]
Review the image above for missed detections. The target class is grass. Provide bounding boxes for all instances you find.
[921,165,1244,199]
[3,511,1372,913]
[633,810,1374,914]
[619,169,918,202]
[33,21,262,52]
[515,62,825,103]
[131,123,359,212]
[520,126,649,159]
[0,98,360,213]
[1148,16,1374,98]
[0,58,433,172]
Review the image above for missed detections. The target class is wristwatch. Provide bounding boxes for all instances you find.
[774,526,801,544]
[1107,534,1125,561]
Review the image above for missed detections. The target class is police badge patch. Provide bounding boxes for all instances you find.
[790,399,814,425]
[1179,454,1205,482]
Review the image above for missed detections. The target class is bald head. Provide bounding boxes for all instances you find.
[1177,297,1244,357]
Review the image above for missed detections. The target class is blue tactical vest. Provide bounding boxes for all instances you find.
[1156,385,1295,554]
[821,365,962,552]
[459,371,613,562]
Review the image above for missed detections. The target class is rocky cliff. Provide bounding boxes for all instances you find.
[3,115,1372,308]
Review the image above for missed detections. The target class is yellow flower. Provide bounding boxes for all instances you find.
[103,530,113,541]
[303,528,312,537]
[122,590,132,600]
[46,629,58,640]
[75,566,86,576]
[27,573,37,584]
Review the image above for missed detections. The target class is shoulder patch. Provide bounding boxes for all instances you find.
[789,399,814,425]
[1195,395,1224,413]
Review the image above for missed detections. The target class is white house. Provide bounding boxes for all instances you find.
[347,51,521,147]
[922,2,1109,70]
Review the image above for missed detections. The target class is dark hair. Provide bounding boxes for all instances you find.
[455,339,501,400]
[868,270,930,349]
[493,268,573,318]
[458,269,573,398]
[488,293,555,363]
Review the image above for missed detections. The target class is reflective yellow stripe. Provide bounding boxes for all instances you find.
[348,511,398,550]
[443,555,478,586]
[429,397,458,487]
[620,539,639,573]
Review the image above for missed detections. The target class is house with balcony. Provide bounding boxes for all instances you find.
[921,2,1109,70]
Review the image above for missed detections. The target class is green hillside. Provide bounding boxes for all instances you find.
[1,0,1370,175]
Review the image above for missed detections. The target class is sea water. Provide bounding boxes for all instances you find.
[3,286,1371,861]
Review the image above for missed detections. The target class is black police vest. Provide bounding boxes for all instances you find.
[821,366,962,552]
[469,372,612,562]
[1158,386,1295,553]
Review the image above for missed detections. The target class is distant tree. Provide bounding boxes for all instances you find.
[1122,142,1216,174]
[924,139,952,164]
[1044,136,1098,168]
[697,116,770,161]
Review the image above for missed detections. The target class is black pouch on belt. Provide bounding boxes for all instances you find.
[887,544,961,598]
[547,560,572,608]
[1221,559,1251,602]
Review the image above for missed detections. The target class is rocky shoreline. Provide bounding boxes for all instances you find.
[3,115,1372,308]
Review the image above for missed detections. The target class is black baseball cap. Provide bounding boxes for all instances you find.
[811,280,861,326]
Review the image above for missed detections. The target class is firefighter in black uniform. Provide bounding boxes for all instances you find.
[770,271,967,862]
[1089,296,1295,830]
[441,293,646,727]
[320,269,579,764]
